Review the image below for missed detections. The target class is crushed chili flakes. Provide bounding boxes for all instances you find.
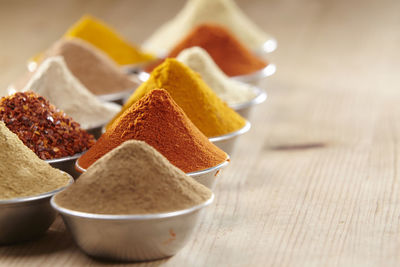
[0,91,96,160]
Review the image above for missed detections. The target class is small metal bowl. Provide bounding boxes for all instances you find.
[46,152,84,179]
[209,121,251,155]
[187,157,230,189]
[229,86,267,120]
[0,175,73,245]
[51,194,214,262]
[232,63,276,86]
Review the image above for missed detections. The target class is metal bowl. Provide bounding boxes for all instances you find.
[209,121,251,155]
[0,175,73,245]
[232,63,276,86]
[51,193,214,262]
[187,157,230,189]
[46,152,85,179]
[229,86,267,120]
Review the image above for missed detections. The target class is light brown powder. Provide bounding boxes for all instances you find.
[55,140,212,214]
[41,38,137,95]
[0,122,71,200]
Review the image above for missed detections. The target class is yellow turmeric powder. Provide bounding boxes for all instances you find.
[64,15,154,65]
[109,58,246,137]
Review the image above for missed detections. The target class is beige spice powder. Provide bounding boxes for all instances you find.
[0,122,70,200]
[54,140,212,215]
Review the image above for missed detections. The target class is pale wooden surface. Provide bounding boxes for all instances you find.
[1,0,400,266]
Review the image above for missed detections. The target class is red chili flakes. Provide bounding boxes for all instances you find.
[0,91,96,160]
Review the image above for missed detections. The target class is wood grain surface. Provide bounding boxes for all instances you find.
[1,0,400,266]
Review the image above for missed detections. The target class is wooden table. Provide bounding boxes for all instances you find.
[1,0,400,266]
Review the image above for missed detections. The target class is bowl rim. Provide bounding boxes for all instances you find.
[50,193,214,220]
[0,174,74,205]
[229,86,267,111]
[187,156,230,176]
[208,120,251,142]
[45,151,85,164]
[232,63,276,82]
[256,37,278,54]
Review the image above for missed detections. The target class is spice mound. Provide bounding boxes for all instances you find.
[143,0,272,52]
[65,14,154,65]
[177,47,256,105]
[0,92,95,160]
[79,89,227,172]
[146,23,267,76]
[0,122,70,200]
[111,58,246,137]
[22,56,121,129]
[56,140,212,214]
[41,38,137,95]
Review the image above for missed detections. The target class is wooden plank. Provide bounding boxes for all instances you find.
[1,0,400,266]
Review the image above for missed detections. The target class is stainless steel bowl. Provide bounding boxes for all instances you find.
[209,121,251,155]
[232,63,276,85]
[46,153,84,179]
[51,194,214,262]
[229,87,267,120]
[187,157,230,189]
[0,175,73,245]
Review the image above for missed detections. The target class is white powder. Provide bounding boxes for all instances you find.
[143,0,272,54]
[21,57,121,129]
[177,47,256,105]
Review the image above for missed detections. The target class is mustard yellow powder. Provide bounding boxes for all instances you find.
[109,58,246,137]
[64,15,154,65]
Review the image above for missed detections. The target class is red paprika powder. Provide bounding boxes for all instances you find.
[145,23,268,76]
[78,89,227,173]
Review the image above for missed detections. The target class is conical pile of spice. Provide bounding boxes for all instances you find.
[57,140,212,214]
[22,57,121,129]
[64,15,154,65]
[145,23,267,76]
[0,122,70,200]
[177,47,256,105]
[111,59,246,137]
[143,0,272,53]
[40,38,137,95]
[0,92,95,160]
[79,89,227,172]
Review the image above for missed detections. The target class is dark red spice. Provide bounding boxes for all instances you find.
[0,91,95,159]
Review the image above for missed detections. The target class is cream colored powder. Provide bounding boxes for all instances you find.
[143,0,271,53]
[55,140,212,215]
[21,57,121,129]
[177,47,256,105]
[0,122,70,200]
